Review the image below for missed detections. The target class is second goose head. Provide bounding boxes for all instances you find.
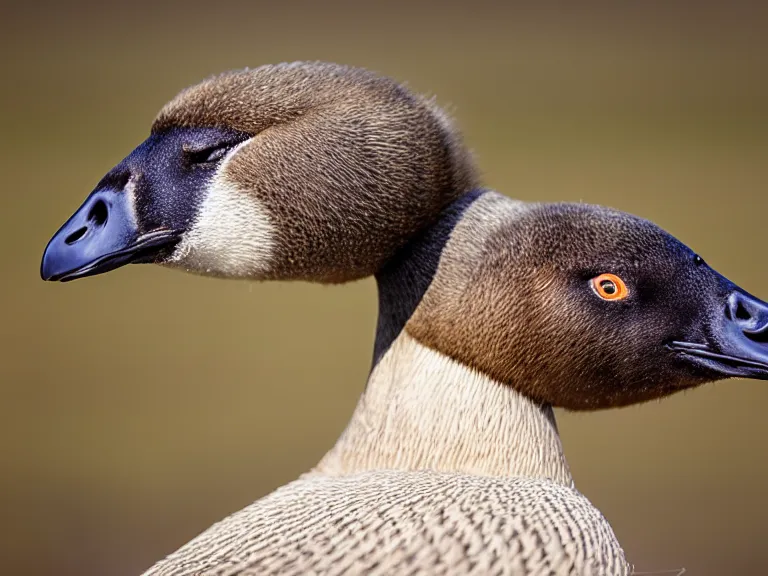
[402,192,768,410]
[40,62,477,283]
[319,190,768,481]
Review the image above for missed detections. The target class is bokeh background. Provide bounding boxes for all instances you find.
[2,1,767,574]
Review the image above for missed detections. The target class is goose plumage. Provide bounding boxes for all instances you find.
[41,62,768,576]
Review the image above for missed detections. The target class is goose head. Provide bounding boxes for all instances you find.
[40,62,477,283]
[406,196,768,409]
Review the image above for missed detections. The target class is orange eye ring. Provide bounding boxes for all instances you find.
[591,273,629,301]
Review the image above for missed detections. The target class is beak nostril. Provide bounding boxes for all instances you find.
[88,200,108,226]
[728,292,768,343]
[735,301,752,322]
[65,227,88,245]
[728,293,755,323]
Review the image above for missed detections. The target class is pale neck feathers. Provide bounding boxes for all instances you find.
[316,331,573,487]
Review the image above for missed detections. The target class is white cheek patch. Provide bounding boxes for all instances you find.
[168,139,275,278]
[124,175,139,227]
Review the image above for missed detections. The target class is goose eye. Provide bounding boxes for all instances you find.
[184,144,230,166]
[591,273,629,301]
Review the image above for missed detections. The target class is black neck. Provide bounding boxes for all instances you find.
[372,189,486,367]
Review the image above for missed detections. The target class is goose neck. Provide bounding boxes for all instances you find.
[316,331,573,486]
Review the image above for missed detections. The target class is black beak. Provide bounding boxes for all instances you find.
[670,289,768,380]
[41,188,179,282]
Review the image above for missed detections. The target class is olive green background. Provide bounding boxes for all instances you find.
[2,2,766,575]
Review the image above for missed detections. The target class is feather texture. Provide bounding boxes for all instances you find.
[143,471,629,576]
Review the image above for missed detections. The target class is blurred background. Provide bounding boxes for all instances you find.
[2,1,767,574]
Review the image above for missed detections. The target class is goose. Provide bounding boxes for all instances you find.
[40,62,476,284]
[40,62,768,575]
